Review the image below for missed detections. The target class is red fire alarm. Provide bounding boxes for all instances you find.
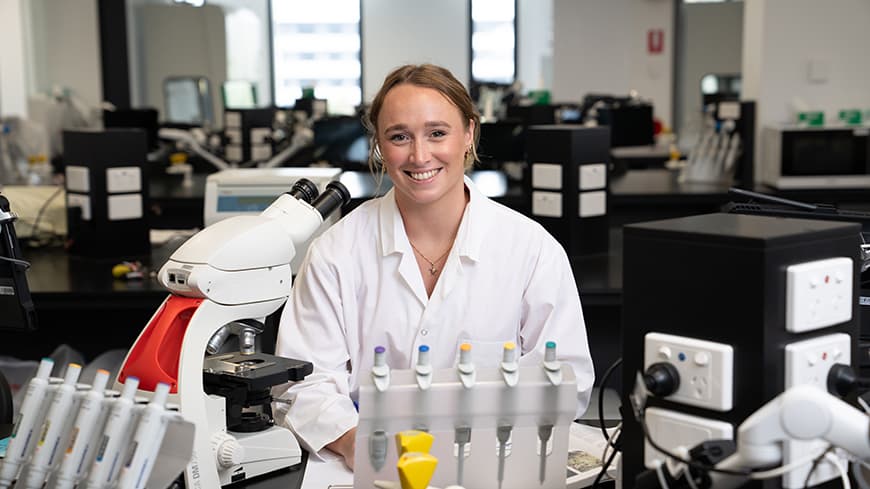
[647,29,664,54]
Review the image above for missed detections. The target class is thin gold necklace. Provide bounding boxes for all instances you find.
[409,241,452,275]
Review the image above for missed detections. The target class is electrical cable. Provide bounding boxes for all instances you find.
[654,460,671,489]
[826,452,851,489]
[639,408,750,477]
[28,186,63,244]
[748,448,831,480]
[598,357,622,442]
[591,434,621,489]
[804,445,834,489]
[0,255,30,269]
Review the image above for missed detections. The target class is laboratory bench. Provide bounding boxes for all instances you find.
[10,168,869,380]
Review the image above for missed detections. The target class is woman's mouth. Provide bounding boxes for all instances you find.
[406,168,441,181]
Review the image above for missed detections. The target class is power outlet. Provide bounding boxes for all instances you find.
[644,407,733,469]
[644,333,733,411]
[106,167,142,193]
[782,333,851,488]
[786,257,853,333]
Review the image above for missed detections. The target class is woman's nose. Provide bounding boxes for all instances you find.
[410,140,431,163]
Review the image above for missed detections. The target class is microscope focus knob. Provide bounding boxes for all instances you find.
[213,433,245,467]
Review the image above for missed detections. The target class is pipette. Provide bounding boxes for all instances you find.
[495,425,511,489]
[52,369,111,489]
[0,358,54,489]
[84,377,140,489]
[115,382,171,489]
[454,426,471,486]
[20,363,82,489]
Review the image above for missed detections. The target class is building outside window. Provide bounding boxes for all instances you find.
[271,0,361,115]
[471,0,516,84]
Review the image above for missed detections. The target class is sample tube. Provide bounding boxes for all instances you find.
[115,382,171,489]
[52,369,111,489]
[0,358,55,488]
[19,363,83,489]
[83,377,140,489]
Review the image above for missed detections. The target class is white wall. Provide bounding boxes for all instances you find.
[127,0,271,111]
[517,0,553,92]
[361,0,470,101]
[742,0,870,176]
[136,4,227,125]
[27,0,103,108]
[0,0,30,116]
[552,0,674,127]
[675,2,743,144]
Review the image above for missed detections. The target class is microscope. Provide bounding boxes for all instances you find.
[114,178,350,488]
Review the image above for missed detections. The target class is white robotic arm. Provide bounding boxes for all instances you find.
[710,384,870,489]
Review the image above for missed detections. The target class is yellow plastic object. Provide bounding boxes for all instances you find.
[395,430,434,456]
[112,263,133,278]
[397,452,438,489]
[169,152,188,165]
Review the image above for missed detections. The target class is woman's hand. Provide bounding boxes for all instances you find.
[326,426,357,470]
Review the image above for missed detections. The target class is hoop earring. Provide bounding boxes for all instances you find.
[373,143,384,166]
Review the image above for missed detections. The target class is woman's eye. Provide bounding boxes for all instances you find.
[431,130,446,138]
[389,134,408,142]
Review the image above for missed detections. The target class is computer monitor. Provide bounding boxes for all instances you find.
[222,81,257,109]
[0,194,37,331]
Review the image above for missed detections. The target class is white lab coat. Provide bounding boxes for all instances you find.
[273,176,594,458]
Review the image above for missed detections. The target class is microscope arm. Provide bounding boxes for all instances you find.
[709,383,870,489]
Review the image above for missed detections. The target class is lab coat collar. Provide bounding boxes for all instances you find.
[377,175,486,263]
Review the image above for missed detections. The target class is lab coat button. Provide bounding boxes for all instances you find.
[421,329,429,336]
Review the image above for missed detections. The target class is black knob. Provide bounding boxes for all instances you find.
[311,181,351,219]
[644,362,681,397]
[827,363,857,398]
[288,178,319,204]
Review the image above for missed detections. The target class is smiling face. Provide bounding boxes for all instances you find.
[376,83,474,211]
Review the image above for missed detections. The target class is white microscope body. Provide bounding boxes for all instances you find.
[115,179,349,488]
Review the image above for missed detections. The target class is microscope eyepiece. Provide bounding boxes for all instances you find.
[312,181,351,220]
[287,178,320,204]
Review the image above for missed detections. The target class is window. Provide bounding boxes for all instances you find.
[471,0,516,84]
[271,0,361,115]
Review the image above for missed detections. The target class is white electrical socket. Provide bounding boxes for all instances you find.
[106,167,142,193]
[782,333,851,488]
[786,257,853,333]
[644,407,733,469]
[644,333,734,411]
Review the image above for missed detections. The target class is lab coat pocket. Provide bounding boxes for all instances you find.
[461,339,512,369]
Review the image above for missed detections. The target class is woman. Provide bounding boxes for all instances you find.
[273,64,594,469]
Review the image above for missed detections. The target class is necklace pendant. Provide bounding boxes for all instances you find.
[429,266,437,275]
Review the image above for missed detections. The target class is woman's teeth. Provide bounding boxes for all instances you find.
[408,169,439,181]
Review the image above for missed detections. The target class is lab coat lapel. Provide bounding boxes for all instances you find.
[398,250,429,305]
[379,190,429,306]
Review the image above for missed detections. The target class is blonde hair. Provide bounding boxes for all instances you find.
[364,64,481,174]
